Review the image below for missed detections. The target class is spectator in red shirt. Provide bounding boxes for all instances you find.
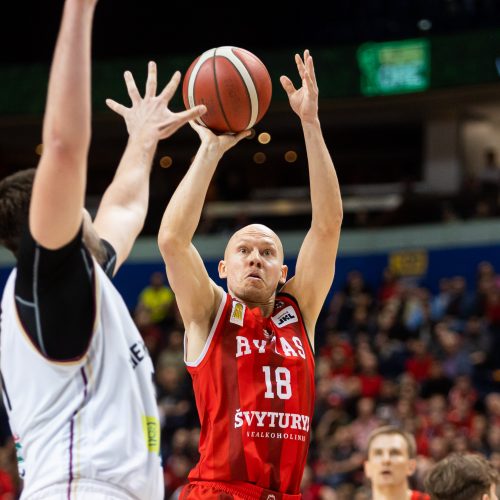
[405,339,434,383]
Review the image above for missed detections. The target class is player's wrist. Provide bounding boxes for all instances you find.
[301,116,320,127]
[200,141,225,160]
[127,131,158,151]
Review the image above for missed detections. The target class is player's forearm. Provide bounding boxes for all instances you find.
[99,134,157,224]
[42,0,95,157]
[159,143,222,247]
[29,0,96,249]
[303,119,343,231]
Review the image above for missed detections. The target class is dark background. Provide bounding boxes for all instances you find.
[1,1,500,235]
[3,1,500,63]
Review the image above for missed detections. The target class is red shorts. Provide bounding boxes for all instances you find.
[179,480,302,500]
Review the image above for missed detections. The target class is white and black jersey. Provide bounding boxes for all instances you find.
[0,226,163,500]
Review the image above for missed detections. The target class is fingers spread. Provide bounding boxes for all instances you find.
[306,51,318,87]
[280,75,296,96]
[145,61,158,98]
[175,105,207,124]
[105,99,128,116]
[159,71,181,103]
[124,70,141,104]
[295,53,305,80]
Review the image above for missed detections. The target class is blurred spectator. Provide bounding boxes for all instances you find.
[434,324,473,378]
[330,271,374,332]
[445,276,475,319]
[377,268,400,305]
[405,339,434,382]
[0,440,17,500]
[350,398,381,452]
[136,271,175,328]
[134,306,164,364]
[463,316,491,367]
[301,465,338,499]
[431,278,452,321]
[156,329,185,377]
[316,426,364,489]
[156,364,195,458]
[420,360,453,399]
[355,351,384,399]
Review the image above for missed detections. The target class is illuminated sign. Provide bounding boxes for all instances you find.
[357,39,430,96]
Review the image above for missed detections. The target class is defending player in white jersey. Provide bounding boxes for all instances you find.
[0,0,206,498]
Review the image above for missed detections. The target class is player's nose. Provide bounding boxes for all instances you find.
[248,249,262,267]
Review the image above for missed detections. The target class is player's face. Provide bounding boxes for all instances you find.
[219,224,287,303]
[364,434,416,490]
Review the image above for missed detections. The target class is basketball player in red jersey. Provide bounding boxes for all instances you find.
[364,426,430,500]
[158,50,342,499]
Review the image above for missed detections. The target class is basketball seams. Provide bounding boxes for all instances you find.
[217,46,259,130]
[184,46,269,133]
[187,49,213,128]
[212,47,233,133]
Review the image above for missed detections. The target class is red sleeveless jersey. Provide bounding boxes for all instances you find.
[411,491,430,500]
[186,291,316,494]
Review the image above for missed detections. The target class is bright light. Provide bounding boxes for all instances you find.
[258,132,271,144]
[253,152,266,164]
[417,19,432,31]
[284,150,298,163]
[159,156,173,168]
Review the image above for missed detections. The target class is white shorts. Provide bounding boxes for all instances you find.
[23,479,139,500]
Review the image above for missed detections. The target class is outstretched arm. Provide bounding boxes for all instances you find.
[158,123,248,358]
[93,62,206,272]
[281,50,343,340]
[29,0,97,249]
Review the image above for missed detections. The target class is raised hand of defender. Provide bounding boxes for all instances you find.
[189,121,251,156]
[280,50,319,124]
[106,61,206,142]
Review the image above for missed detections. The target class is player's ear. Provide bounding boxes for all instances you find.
[406,458,417,476]
[279,264,288,285]
[218,260,227,279]
[363,460,372,480]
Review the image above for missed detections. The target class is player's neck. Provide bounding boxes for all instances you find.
[232,294,275,318]
[372,485,412,500]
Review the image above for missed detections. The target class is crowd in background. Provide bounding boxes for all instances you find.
[192,149,500,235]
[1,256,500,499]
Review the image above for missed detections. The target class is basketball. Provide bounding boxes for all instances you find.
[182,46,272,134]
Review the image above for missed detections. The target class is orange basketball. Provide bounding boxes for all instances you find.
[182,46,272,134]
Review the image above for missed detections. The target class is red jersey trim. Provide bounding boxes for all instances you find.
[185,288,228,368]
[276,292,315,359]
